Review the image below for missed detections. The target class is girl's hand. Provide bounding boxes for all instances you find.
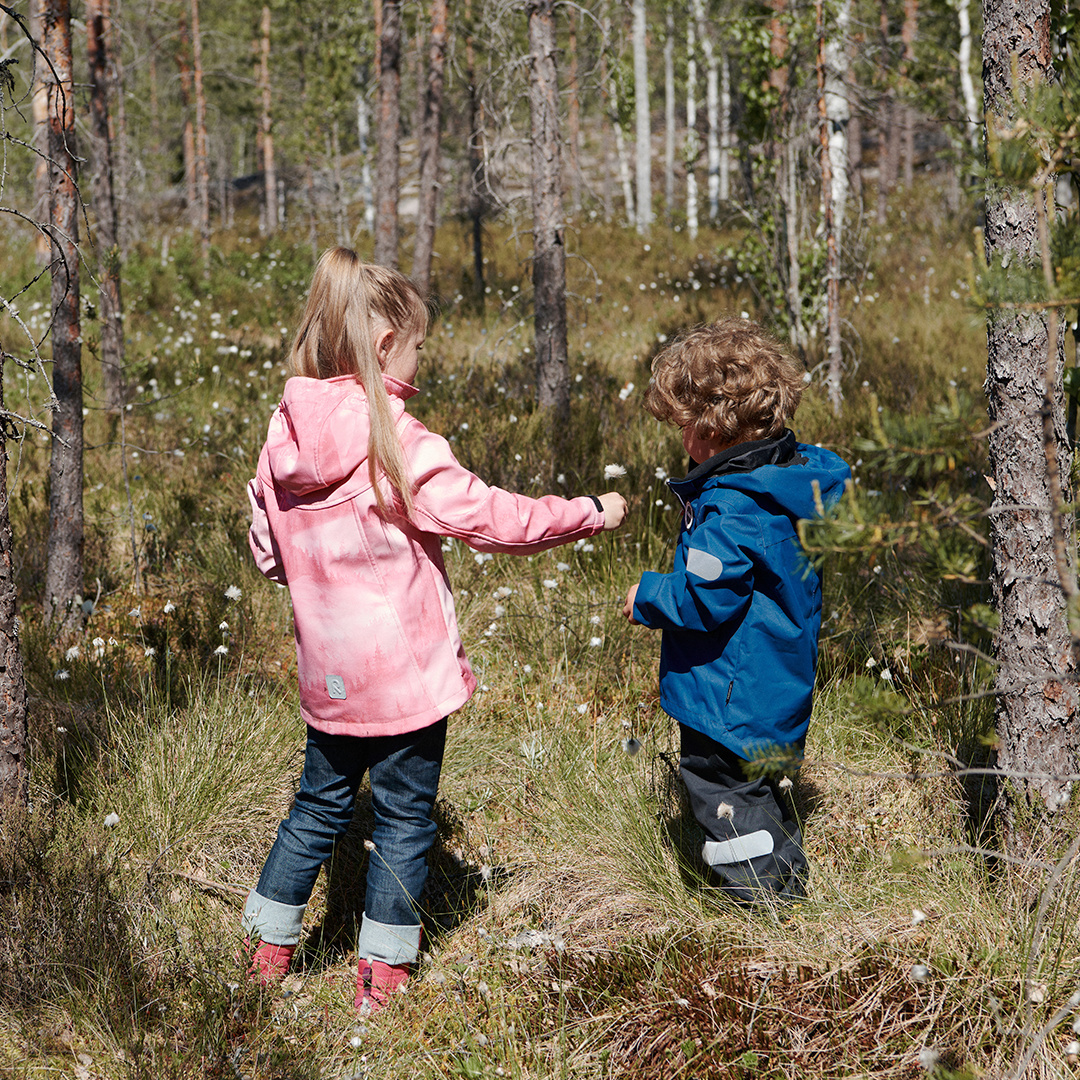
[598,491,628,530]
[623,583,640,624]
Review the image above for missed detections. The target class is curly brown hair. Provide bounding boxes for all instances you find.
[644,318,806,444]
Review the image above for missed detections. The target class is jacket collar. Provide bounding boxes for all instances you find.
[669,429,800,499]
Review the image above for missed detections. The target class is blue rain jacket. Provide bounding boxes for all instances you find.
[633,430,850,760]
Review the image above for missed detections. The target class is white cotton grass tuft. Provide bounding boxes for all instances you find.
[917,1047,939,1071]
[912,908,927,926]
[716,802,735,821]
[910,963,930,983]
[621,737,642,756]
[214,644,229,656]
[224,585,242,601]
[103,812,120,828]
[65,645,80,662]
[603,463,627,479]
[778,776,793,792]
[363,839,376,852]
[163,601,176,614]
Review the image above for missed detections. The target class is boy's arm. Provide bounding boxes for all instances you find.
[402,418,618,552]
[630,512,754,633]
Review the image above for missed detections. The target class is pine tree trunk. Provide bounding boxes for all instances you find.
[259,5,277,234]
[567,7,582,213]
[87,0,125,415]
[0,366,28,809]
[983,0,1078,850]
[42,0,85,630]
[108,0,129,252]
[30,0,51,265]
[464,0,485,304]
[527,0,569,427]
[190,0,211,258]
[632,0,651,233]
[413,0,448,296]
[692,0,719,220]
[177,16,197,224]
[375,0,402,268]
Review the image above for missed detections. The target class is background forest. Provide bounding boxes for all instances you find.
[0,0,1078,1077]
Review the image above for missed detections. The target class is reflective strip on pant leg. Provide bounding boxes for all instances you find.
[243,889,306,947]
[702,830,775,867]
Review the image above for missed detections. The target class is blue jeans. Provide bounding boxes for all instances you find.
[244,718,446,965]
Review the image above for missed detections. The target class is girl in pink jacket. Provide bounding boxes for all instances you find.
[242,247,627,1012]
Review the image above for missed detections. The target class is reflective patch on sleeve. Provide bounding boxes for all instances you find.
[326,675,347,700]
[686,547,725,580]
[702,830,775,866]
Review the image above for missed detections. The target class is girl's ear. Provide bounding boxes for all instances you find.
[375,326,395,369]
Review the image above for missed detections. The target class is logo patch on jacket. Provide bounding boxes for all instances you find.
[326,675,347,700]
[686,547,724,580]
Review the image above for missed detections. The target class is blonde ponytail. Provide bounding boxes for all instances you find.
[289,248,427,518]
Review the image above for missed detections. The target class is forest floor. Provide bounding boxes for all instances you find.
[0,184,1077,1079]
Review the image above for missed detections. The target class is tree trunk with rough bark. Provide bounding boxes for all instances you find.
[568,7,582,213]
[413,0,447,296]
[177,15,197,224]
[31,0,50,264]
[375,0,401,268]
[983,0,1078,853]
[87,0,124,415]
[43,0,84,630]
[818,0,842,414]
[259,4,277,234]
[0,365,28,810]
[464,0,485,304]
[527,0,569,427]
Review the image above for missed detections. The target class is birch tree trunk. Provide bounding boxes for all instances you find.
[177,15,197,221]
[957,0,981,158]
[685,10,699,239]
[43,0,84,630]
[259,5,277,234]
[87,0,124,415]
[413,0,448,296]
[464,0,486,303]
[190,0,210,259]
[527,0,569,427]
[357,83,375,233]
[817,0,842,413]
[825,0,851,250]
[719,48,731,203]
[0,365,28,809]
[375,0,402,268]
[692,0,720,220]
[331,121,347,245]
[567,7,582,213]
[632,0,651,233]
[982,0,1078,851]
[664,5,675,218]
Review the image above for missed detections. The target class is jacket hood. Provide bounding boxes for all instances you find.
[264,373,418,496]
[668,429,849,520]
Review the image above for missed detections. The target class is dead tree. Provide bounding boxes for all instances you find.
[42,0,84,630]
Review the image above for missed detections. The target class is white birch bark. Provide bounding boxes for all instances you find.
[685,8,700,239]
[664,4,675,216]
[633,0,651,232]
[719,48,731,203]
[824,0,851,249]
[956,0,981,157]
[357,89,375,231]
[692,0,720,219]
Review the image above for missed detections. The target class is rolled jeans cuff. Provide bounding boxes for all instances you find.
[356,914,422,966]
[243,889,306,947]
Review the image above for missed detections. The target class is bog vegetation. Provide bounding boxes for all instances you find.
[0,193,1076,1078]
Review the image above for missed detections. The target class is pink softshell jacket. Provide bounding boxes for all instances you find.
[248,373,605,739]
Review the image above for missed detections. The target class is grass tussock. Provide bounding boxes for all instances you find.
[0,195,1078,1077]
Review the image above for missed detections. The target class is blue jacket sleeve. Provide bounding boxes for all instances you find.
[632,509,755,632]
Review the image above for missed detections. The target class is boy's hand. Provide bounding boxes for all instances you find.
[623,583,640,624]
[598,491,628,530]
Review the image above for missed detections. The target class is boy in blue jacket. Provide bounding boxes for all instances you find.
[624,318,850,902]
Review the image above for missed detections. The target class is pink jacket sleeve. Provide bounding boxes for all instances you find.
[402,418,604,553]
[247,476,288,585]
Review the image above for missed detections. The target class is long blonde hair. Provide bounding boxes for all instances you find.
[289,247,428,516]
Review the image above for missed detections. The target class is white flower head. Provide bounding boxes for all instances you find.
[214,644,229,656]
[54,669,70,681]
[224,585,242,602]
[655,466,668,480]
[92,637,105,649]
[219,621,229,631]
[917,1048,939,1072]
[622,737,642,756]
[910,963,929,983]
[543,579,558,589]
[103,812,120,828]
[363,839,376,852]
[144,646,156,658]
[881,668,894,682]
[778,776,793,792]
[865,656,877,669]
[163,601,176,614]
[64,646,80,662]
[577,704,589,715]
[589,636,602,647]
[603,463,627,479]
[716,802,735,821]
[129,606,141,619]
[911,908,927,926]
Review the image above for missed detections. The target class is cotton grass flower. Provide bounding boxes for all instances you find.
[621,737,642,756]
[214,644,229,656]
[224,585,242,601]
[363,839,376,852]
[910,963,930,983]
[103,812,120,828]
[64,645,79,661]
[543,579,558,589]
[163,601,176,614]
[912,908,927,926]
[589,637,602,647]
[603,463,627,479]
[576,704,588,715]
[716,802,735,821]
[144,647,156,658]
[54,669,70,681]
[778,776,793,792]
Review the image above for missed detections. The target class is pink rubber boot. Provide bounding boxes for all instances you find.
[244,940,297,985]
[355,958,411,1014]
